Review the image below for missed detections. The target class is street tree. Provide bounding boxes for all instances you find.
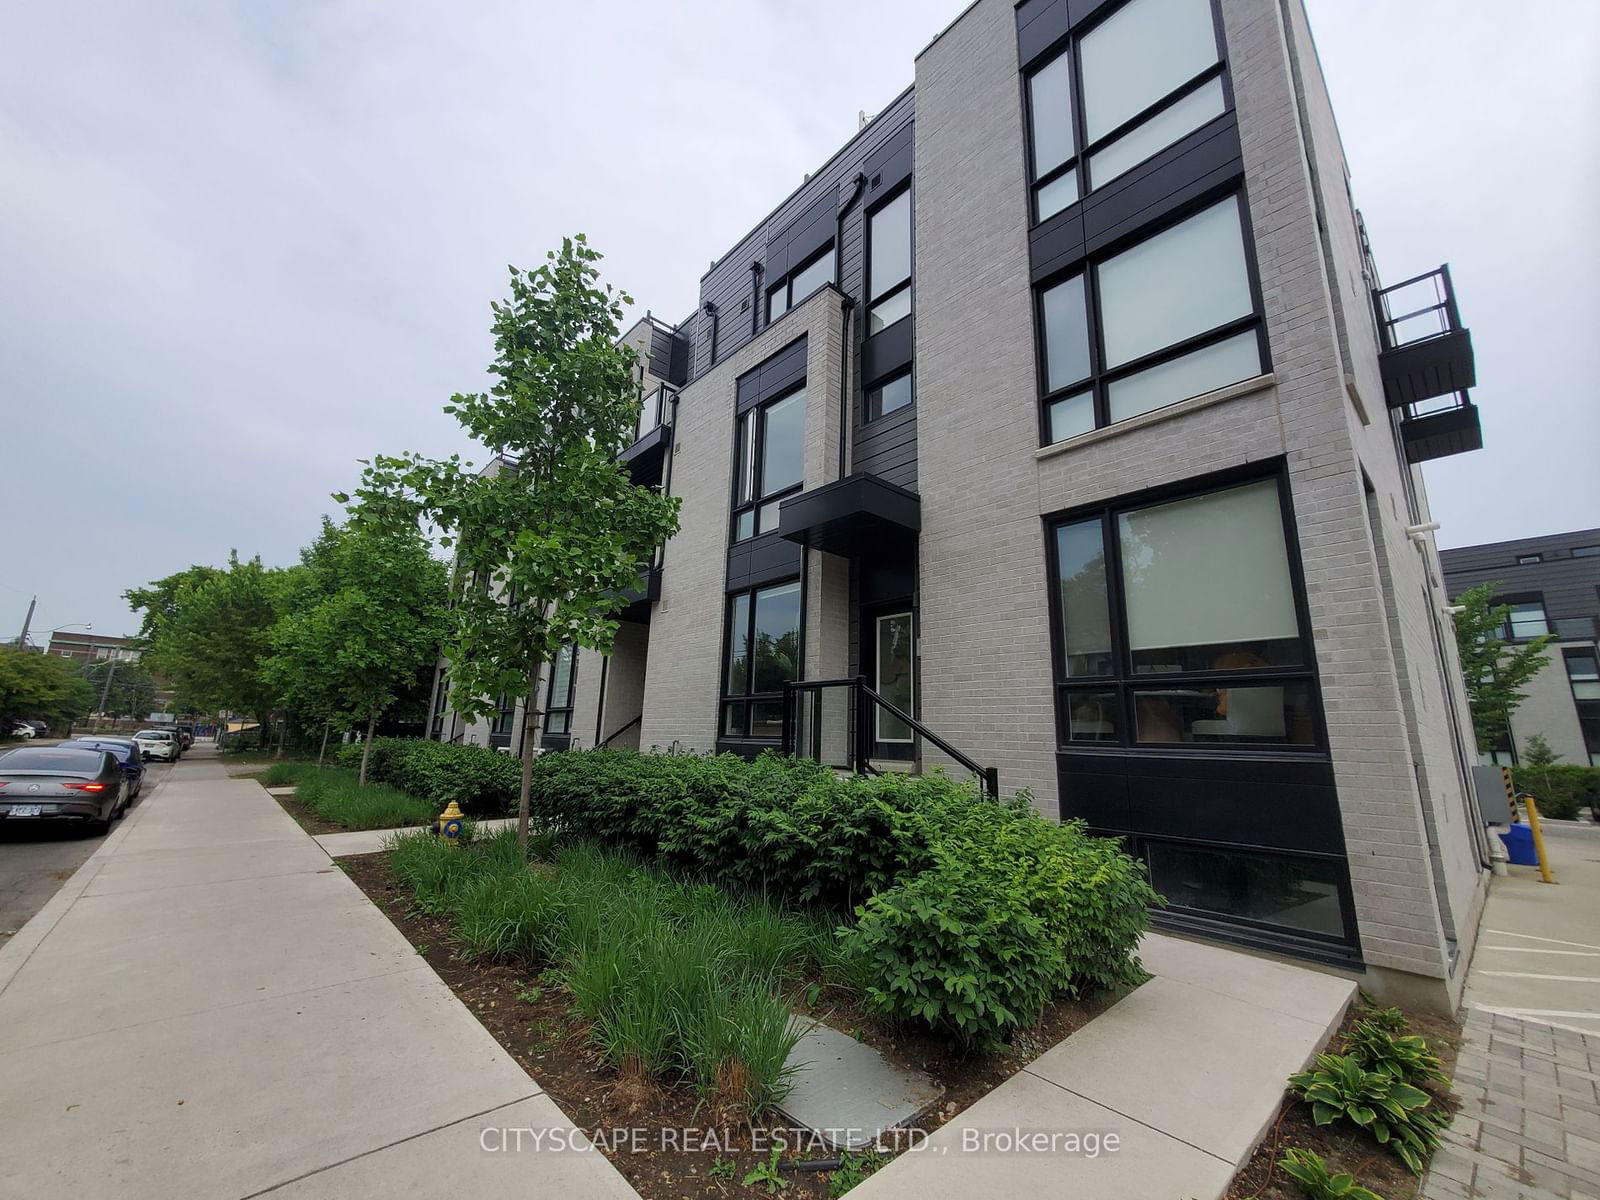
[79,659,160,721]
[1451,581,1552,756]
[346,235,681,846]
[264,516,448,784]
[0,646,96,731]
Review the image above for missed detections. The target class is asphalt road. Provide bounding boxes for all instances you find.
[0,757,173,949]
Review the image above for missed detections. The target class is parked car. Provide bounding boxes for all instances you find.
[26,721,50,737]
[173,725,194,751]
[6,722,36,740]
[62,738,146,799]
[0,745,128,833]
[133,729,180,762]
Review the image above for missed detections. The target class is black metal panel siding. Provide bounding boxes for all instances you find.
[766,194,836,282]
[1016,0,1119,69]
[1441,530,1600,626]
[726,535,804,593]
[735,335,809,414]
[689,88,916,382]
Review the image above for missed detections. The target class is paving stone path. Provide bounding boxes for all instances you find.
[1423,1009,1600,1200]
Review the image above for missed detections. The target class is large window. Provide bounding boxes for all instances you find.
[1025,0,1229,223]
[866,189,912,335]
[1504,599,1550,641]
[1147,843,1347,940]
[1038,194,1263,443]
[767,246,835,322]
[543,644,576,738]
[1050,476,1318,749]
[1566,649,1600,702]
[732,387,806,541]
[722,580,802,741]
[491,694,516,738]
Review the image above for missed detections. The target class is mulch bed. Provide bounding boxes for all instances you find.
[340,850,1123,1200]
[1224,1005,1462,1199]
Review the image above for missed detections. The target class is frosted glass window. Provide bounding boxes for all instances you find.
[1081,0,1220,142]
[1088,76,1227,188]
[868,191,911,302]
[1029,54,1075,178]
[1117,479,1302,673]
[1105,329,1260,422]
[1098,197,1253,369]
[1041,274,1091,392]
[867,286,911,335]
[1036,172,1080,222]
[759,389,805,497]
[768,286,788,322]
[1507,602,1549,640]
[1048,390,1095,444]
[789,250,834,303]
[1056,518,1113,676]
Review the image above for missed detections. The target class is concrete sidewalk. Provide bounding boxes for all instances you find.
[848,932,1355,1199]
[0,746,634,1199]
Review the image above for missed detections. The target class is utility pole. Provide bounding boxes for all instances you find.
[14,595,36,650]
[96,659,118,731]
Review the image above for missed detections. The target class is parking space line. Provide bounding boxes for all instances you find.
[1477,971,1600,983]
[1485,928,1600,952]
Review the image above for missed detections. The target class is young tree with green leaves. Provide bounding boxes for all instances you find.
[79,659,160,721]
[346,235,681,847]
[263,516,448,785]
[1451,581,1552,757]
[0,646,96,731]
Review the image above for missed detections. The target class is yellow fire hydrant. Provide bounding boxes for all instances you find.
[437,800,465,849]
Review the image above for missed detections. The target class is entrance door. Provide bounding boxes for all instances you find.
[873,610,915,759]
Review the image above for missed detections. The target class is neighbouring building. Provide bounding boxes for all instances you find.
[430,0,1493,1008]
[1442,530,1600,768]
[45,631,142,663]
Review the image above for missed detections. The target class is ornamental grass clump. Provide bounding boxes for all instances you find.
[294,768,436,830]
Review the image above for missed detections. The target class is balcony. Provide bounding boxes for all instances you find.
[776,473,921,558]
[612,563,661,623]
[1373,265,1477,409]
[619,385,675,488]
[1399,392,1482,464]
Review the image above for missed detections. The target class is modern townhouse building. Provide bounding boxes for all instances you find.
[430,0,1494,1008]
[1442,529,1600,767]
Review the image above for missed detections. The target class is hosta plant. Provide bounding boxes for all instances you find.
[1288,1053,1447,1175]
[1343,1018,1449,1088]
[1278,1147,1385,1199]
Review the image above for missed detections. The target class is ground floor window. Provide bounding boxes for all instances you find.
[1145,842,1349,942]
[722,580,802,740]
[543,644,576,739]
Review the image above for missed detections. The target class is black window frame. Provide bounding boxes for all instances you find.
[864,368,914,424]
[766,244,836,324]
[730,382,807,543]
[1500,594,1550,643]
[1572,544,1600,559]
[1515,553,1543,566]
[1564,647,1599,703]
[719,577,805,744]
[1022,0,1233,227]
[542,643,577,741]
[1033,189,1270,446]
[864,184,912,338]
[1044,467,1326,756]
[490,693,516,738]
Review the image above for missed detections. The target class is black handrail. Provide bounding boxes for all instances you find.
[782,677,999,798]
[598,714,642,749]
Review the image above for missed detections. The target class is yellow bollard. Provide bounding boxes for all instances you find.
[1521,794,1557,885]
[437,800,465,849]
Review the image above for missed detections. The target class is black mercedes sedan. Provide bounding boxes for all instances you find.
[0,746,128,834]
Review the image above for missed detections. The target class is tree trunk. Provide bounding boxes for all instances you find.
[517,672,539,851]
[274,713,288,760]
[317,722,331,769]
[359,711,377,786]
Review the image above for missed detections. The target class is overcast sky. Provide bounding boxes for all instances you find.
[3,0,1597,642]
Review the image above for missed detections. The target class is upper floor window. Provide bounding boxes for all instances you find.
[1038,194,1263,443]
[1516,553,1543,565]
[733,387,806,541]
[491,694,516,737]
[543,644,577,738]
[866,189,912,335]
[1025,0,1228,224]
[722,580,802,741]
[1572,545,1600,559]
[635,383,673,446]
[1050,475,1317,750]
[1504,599,1550,641]
[1565,648,1600,702]
[768,247,835,322]
[865,370,913,423]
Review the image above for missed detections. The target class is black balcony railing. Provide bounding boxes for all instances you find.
[781,676,999,798]
[1372,265,1477,409]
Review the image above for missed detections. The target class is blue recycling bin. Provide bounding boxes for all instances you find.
[1499,822,1538,867]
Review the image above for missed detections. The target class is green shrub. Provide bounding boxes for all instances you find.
[1278,1147,1384,1199]
[262,761,321,787]
[294,768,437,830]
[1510,763,1600,822]
[1342,1018,1448,1088]
[336,738,522,816]
[1289,1053,1447,1175]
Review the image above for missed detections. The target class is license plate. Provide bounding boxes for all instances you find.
[10,805,43,818]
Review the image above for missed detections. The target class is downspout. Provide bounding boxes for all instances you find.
[750,260,763,338]
[703,301,719,366]
[593,653,609,750]
[835,172,868,481]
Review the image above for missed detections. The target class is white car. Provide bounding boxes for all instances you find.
[133,729,179,761]
[7,722,35,739]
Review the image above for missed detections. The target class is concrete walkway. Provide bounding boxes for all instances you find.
[0,746,633,1199]
[848,932,1355,1199]
[312,816,519,858]
[1423,822,1600,1200]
